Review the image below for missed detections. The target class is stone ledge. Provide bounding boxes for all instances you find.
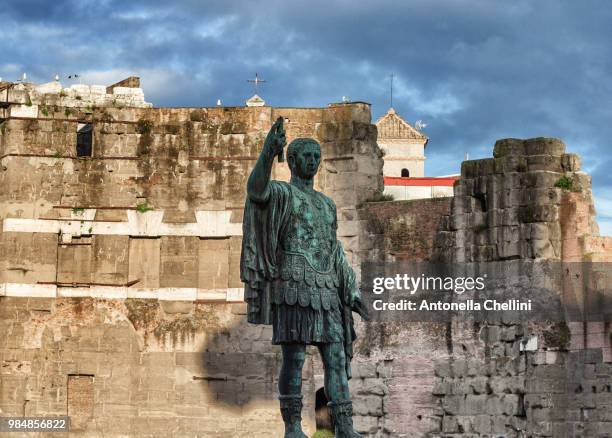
[0,283,245,302]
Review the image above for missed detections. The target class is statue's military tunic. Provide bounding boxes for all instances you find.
[271,183,344,344]
[241,180,360,374]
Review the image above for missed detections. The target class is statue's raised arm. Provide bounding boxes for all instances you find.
[247,117,286,203]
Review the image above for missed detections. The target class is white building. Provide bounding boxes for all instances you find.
[375,107,457,200]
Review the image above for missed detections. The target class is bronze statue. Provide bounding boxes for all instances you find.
[240,117,368,437]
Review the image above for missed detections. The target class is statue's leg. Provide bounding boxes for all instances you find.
[278,343,308,438]
[319,343,362,438]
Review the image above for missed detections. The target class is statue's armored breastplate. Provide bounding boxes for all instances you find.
[280,185,336,271]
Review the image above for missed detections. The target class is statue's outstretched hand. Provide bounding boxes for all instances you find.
[264,117,286,161]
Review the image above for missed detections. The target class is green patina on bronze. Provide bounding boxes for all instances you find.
[240,118,367,437]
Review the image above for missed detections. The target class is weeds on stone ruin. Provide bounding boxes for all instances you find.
[72,207,85,215]
[554,175,580,192]
[136,202,153,213]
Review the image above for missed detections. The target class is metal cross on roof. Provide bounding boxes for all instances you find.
[247,73,266,91]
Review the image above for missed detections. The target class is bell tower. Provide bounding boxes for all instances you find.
[375,107,428,178]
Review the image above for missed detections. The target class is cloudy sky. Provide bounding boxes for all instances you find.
[2,0,611,233]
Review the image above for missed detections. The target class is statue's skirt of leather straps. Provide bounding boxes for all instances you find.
[270,249,345,344]
[272,299,344,344]
[271,278,344,344]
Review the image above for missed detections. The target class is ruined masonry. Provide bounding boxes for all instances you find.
[0,78,383,437]
[0,78,611,437]
[428,138,612,437]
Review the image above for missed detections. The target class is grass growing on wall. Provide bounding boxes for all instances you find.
[136,202,153,213]
[554,175,580,192]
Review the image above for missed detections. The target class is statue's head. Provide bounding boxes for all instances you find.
[287,138,321,179]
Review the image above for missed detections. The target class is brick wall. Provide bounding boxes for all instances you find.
[358,197,452,262]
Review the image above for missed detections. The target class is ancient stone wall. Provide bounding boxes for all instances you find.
[429,138,612,437]
[0,296,298,436]
[1,78,151,112]
[358,198,452,263]
[2,87,611,438]
[0,99,383,437]
[0,103,381,292]
[324,199,453,436]
[344,138,611,437]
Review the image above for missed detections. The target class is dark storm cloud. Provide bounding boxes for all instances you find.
[1,0,611,231]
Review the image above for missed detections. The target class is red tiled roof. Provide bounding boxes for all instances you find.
[384,176,459,187]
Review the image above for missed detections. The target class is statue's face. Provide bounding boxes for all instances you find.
[289,142,321,179]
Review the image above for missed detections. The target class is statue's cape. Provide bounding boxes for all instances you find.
[240,181,291,325]
[239,182,359,377]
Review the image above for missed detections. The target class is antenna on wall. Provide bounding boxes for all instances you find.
[389,73,394,108]
[247,73,266,92]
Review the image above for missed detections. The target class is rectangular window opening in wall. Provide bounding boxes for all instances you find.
[77,122,93,157]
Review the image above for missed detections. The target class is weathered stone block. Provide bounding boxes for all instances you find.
[583,348,603,364]
[502,208,520,226]
[495,155,528,174]
[519,204,559,223]
[522,187,563,206]
[442,415,458,433]
[353,362,378,379]
[493,138,526,158]
[450,359,468,378]
[352,394,383,416]
[469,377,488,395]
[497,241,521,259]
[448,213,467,231]
[442,395,465,415]
[450,379,472,395]
[526,154,563,172]
[160,301,194,314]
[434,361,452,378]
[561,153,581,172]
[432,379,450,395]
[523,138,566,157]
[463,394,488,415]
